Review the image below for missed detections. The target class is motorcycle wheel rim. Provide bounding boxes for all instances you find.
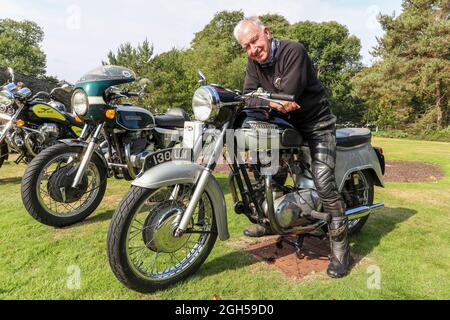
[36,152,101,218]
[347,171,369,229]
[125,184,214,281]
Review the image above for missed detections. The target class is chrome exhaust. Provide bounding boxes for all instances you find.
[345,203,384,221]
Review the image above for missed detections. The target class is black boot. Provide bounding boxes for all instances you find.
[327,216,351,278]
[243,224,275,237]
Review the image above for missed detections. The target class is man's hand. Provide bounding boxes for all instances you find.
[270,101,301,113]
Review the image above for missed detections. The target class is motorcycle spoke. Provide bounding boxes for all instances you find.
[37,154,101,217]
[124,183,216,280]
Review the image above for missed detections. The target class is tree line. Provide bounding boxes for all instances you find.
[1,0,448,132]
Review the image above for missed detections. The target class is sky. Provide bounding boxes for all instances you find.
[1,0,403,82]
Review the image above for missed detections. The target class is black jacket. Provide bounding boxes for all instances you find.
[243,40,330,123]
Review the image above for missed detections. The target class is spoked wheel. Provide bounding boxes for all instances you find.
[21,143,107,227]
[342,170,374,235]
[0,142,8,168]
[107,183,217,293]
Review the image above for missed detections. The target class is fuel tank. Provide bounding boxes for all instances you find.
[27,102,68,124]
[233,108,303,150]
[115,105,155,130]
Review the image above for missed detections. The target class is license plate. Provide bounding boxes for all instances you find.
[183,121,203,149]
[143,147,193,170]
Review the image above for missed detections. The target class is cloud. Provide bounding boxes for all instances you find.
[1,0,402,81]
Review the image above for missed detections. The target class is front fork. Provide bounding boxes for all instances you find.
[174,123,229,237]
[0,104,24,144]
[71,123,104,188]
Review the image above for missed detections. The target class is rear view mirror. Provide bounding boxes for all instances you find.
[138,78,151,93]
[7,67,15,83]
[61,83,73,93]
[197,70,207,86]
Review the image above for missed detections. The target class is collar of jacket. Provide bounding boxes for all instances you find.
[259,38,280,69]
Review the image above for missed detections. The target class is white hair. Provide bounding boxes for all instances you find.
[233,16,265,43]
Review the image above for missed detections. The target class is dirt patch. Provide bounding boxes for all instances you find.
[244,236,365,280]
[384,160,444,183]
[245,235,362,280]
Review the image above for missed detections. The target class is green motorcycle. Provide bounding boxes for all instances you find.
[21,65,190,227]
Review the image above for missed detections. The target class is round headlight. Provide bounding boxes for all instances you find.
[0,90,14,109]
[71,89,89,116]
[192,86,219,121]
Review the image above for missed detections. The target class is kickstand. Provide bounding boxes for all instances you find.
[275,234,306,259]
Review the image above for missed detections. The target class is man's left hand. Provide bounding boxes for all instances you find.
[270,101,301,113]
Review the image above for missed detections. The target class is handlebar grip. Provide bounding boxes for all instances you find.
[127,92,141,97]
[269,93,295,101]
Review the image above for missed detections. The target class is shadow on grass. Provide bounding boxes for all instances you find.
[0,176,23,185]
[194,250,257,279]
[350,206,417,256]
[61,209,115,229]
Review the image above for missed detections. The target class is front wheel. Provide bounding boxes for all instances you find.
[21,143,107,227]
[0,142,8,168]
[107,184,217,293]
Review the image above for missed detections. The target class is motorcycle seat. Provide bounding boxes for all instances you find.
[281,128,303,147]
[336,128,372,147]
[154,108,190,128]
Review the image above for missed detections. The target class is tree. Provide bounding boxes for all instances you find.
[0,19,47,76]
[104,39,154,77]
[290,21,364,123]
[352,0,450,129]
[187,10,247,90]
[148,49,194,113]
[103,12,366,121]
[260,14,291,39]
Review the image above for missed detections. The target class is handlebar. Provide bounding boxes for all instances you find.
[244,90,296,102]
[125,91,141,97]
[268,93,295,102]
[30,91,51,101]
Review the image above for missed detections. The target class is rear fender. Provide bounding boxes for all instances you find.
[336,143,384,190]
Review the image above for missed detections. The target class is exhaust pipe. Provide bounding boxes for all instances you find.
[345,203,384,221]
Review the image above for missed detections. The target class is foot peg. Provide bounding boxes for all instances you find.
[308,210,331,222]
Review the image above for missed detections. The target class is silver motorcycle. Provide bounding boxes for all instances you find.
[107,73,385,293]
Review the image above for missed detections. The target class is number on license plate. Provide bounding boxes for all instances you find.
[149,148,192,167]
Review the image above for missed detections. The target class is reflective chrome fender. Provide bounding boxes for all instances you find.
[58,138,108,170]
[132,160,229,241]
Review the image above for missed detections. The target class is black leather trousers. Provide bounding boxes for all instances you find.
[291,108,345,217]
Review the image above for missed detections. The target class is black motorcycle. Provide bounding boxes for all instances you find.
[21,65,190,227]
[107,72,386,293]
[0,67,82,169]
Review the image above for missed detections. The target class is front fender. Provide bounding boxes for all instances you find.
[58,138,108,169]
[133,161,229,241]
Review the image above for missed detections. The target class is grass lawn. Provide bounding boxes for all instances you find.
[0,137,449,299]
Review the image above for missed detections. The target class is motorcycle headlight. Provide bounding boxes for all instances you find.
[71,89,89,116]
[192,86,220,121]
[0,90,14,109]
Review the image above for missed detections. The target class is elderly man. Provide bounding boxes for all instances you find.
[233,17,351,278]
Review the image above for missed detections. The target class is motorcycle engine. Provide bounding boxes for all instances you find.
[39,123,59,141]
[125,131,149,154]
[268,189,322,228]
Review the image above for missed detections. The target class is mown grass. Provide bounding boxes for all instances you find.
[0,137,449,299]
